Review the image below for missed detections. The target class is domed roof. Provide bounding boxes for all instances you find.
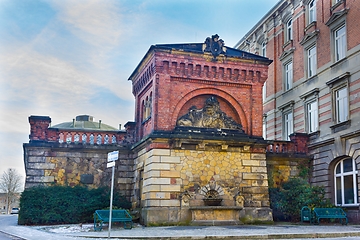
[51,115,119,131]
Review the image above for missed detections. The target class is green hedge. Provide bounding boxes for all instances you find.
[18,185,131,225]
[269,178,333,221]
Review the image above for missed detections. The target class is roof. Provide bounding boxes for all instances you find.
[129,40,272,80]
[51,115,119,131]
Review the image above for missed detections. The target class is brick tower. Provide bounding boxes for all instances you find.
[129,35,273,225]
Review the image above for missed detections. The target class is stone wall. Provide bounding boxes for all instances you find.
[132,138,273,225]
[23,141,134,200]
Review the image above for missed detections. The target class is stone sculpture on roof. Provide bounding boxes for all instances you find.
[203,34,226,58]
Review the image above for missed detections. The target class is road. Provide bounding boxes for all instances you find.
[1,214,360,240]
[0,215,97,240]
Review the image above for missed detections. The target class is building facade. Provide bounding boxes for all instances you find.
[25,35,313,225]
[235,0,360,220]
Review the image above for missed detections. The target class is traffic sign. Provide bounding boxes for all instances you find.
[107,151,119,162]
[107,161,115,168]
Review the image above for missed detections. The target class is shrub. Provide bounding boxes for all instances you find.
[269,178,332,221]
[18,185,131,225]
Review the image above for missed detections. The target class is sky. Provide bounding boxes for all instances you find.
[0,0,279,189]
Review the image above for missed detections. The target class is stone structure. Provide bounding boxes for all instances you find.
[24,35,314,225]
[128,35,274,225]
[23,115,135,198]
[235,0,360,221]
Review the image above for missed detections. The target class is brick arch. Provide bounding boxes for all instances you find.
[171,87,249,133]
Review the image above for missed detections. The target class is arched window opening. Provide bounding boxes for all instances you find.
[59,133,64,143]
[104,134,109,144]
[334,158,358,206]
[96,134,102,145]
[111,135,116,144]
[90,134,94,145]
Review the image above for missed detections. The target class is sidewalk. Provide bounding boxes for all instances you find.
[64,223,360,239]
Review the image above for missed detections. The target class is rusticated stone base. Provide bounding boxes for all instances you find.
[190,206,243,225]
[140,206,273,226]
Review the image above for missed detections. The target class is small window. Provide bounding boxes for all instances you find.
[262,116,267,139]
[307,45,317,78]
[284,61,293,91]
[74,134,80,143]
[66,133,72,144]
[261,41,266,57]
[307,101,318,133]
[334,25,346,61]
[90,134,94,145]
[262,81,267,102]
[82,134,87,144]
[59,133,64,143]
[334,158,358,206]
[104,134,109,144]
[335,87,348,123]
[96,134,102,145]
[308,0,316,23]
[286,19,293,42]
[111,135,116,144]
[283,111,293,140]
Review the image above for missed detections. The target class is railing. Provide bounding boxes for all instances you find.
[267,141,308,154]
[58,131,121,145]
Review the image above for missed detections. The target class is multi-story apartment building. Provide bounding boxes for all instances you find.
[235,0,360,220]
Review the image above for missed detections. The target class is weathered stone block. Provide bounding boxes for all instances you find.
[143,178,170,186]
[160,200,180,207]
[143,185,161,192]
[160,170,180,178]
[251,153,266,160]
[144,163,170,172]
[28,163,55,169]
[160,185,181,192]
[145,156,161,165]
[161,156,181,163]
[148,149,171,157]
[144,170,160,179]
[144,199,161,207]
[28,156,46,163]
[242,160,260,166]
[26,169,44,176]
[242,173,267,180]
[251,166,267,173]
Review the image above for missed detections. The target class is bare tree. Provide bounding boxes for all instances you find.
[0,168,22,214]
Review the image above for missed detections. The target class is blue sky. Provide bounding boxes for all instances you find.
[0,0,279,187]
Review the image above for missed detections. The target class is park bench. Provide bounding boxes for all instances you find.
[94,209,133,231]
[313,207,348,225]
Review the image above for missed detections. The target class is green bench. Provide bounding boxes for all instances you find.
[94,209,133,231]
[313,207,348,225]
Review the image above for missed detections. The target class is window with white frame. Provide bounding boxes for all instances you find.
[335,86,348,123]
[262,120,267,139]
[284,61,293,91]
[286,19,293,42]
[335,158,358,206]
[308,0,316,23]
[307,45,317,78]
[261,41,266,57]
[283,111,293,141]
[307,101,318,133]
[334,25,346,61]
[262,81,267,102]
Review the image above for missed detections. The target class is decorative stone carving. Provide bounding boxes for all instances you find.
[203,34,226,58]
[176,96,243,130]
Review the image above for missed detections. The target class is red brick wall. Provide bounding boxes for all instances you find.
[132,49,270,139]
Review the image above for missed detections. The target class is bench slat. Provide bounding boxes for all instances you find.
[313,208,348,225]
[94,209,133,231]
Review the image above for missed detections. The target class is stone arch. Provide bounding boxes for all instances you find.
[171,87,248,133]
